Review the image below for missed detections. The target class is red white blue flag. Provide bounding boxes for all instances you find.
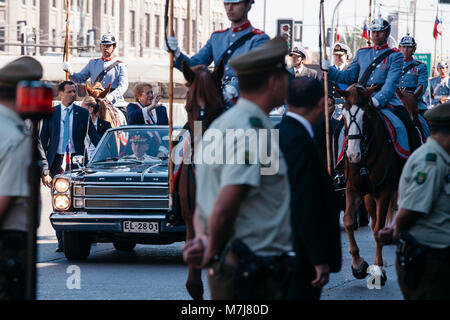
[61,141,71,173]
[362,24,369,40]
[433,16,443,39]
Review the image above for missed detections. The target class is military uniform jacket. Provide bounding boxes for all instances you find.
[174,21,269,87]
[426,76,450,108]
[398,138,450,248]
[70,57,128,105]
[328,44,404,107]
[399,59,429,110]
[0,105,30,232]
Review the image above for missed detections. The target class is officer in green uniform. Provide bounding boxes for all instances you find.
[0,57,43,299]
[182,37,292,300]
[377,102,450,300]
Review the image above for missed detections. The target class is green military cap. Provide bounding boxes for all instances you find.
[424,101,450,124]
[0,56,43,87]
[229,36,288,75]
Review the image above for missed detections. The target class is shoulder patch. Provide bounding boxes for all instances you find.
[415,172,427,185]
[213,28,229,34]
[251,28,265,35]
[390,48,400,52]
[425,153,437,162]
[249,117,264,128]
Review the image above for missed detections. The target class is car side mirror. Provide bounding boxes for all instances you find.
[73,155,84,168]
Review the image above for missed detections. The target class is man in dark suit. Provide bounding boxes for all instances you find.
[287,47,318,80]
[276,77,341,300]
[40,80,101,251]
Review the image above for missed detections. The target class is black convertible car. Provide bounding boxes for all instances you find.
[50,125,185,261]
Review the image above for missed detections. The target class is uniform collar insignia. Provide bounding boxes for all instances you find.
[373,43,389,50]
[102,56,114,62]
[231,21,252,33]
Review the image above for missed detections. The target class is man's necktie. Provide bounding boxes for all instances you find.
[62,107,72,151]
[295,71,300,77]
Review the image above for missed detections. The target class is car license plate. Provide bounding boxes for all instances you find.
[123,221,159,234]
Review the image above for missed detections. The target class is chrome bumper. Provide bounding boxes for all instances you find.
[50,212,185,234]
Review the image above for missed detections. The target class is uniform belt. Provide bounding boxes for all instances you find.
[427,246,450,258]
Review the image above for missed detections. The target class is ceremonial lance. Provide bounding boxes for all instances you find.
[320,0,332,176]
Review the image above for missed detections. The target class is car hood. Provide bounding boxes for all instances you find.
[68,164,169,183]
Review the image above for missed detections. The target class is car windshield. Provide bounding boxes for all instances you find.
[89,127,170,165]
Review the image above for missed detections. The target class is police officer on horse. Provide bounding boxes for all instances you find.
[398,34,429,115]
[62,32,129,108]
[322,16,420,152]
[164,0,269,108]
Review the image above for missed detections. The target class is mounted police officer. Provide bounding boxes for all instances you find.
[426,61,450,109]
[164,0,269,108]
[62,32,129,107]
[322,16,420,152]
[398,34,429,115]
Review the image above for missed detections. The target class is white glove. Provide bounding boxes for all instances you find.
[223,84,238,105]
[321,59,331,71]
[371,97,380,107]
[164,36,181,58]
[62,61,73,75]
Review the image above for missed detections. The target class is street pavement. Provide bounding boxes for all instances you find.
[37,184,403,300]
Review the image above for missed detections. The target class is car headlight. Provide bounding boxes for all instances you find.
[54,178,70,193]
[53,195,71,211]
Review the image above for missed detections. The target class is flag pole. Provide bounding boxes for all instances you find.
[320,0,332,177]
[65,0,69,81]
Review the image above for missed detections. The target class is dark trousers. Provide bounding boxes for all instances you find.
[0,230,27,300]
[283,262,322,300]
[396,252,450,300]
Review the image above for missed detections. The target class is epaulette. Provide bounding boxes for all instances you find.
[249,117,264,128]
[251,28,265,35]
[415,60,424,64]
[213,28,229,34]
[360,46,371,50]
[390,48,400,52]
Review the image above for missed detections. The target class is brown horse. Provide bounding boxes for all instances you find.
[336,84,408,285]
[177,59,225,300]
[395,84,426,144]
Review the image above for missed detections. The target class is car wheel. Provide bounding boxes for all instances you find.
[63,231,91,261]
[113,241,136,252]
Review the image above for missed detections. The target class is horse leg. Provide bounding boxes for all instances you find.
[364,195,377,231]
[344,188,369,279]
[179,165,204,300]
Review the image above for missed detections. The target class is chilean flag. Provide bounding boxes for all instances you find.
[61,142,71,174]
[336,27,341,42]
[433,16,443,39]
[362,24,369,40]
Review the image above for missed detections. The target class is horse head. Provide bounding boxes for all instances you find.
[395,84,423,121]
[86,81,112,99]
[182,59,225,136]
[336,84,380,164]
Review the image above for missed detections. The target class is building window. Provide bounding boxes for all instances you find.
[154,15,160,48]
[199,0,202,16]
[0,26,5,51]
[182,18,188,51]
[33,0,36,6]
[192,20,196,52]
[87,0,90,13]
[22,0,26,5]
[112,0,114,16]
[145,13,150,48]
[130,10,136,47]
[52,29,56,52]
[104,0,108,15]
[174,17,178,42]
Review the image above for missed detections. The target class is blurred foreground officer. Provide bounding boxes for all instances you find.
[182,37,292,300]
[377,102,450,300]
[398,34,428,114]
[0,57,43,300]
[427,61,450,109]
[276,78,341,300]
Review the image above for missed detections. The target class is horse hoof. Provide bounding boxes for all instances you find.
[380,269,387,286]
[351,260,369,279]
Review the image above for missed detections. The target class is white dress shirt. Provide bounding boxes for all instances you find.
[286,111,314,138]
[137,102,158,124]
[57,103,75,154]
[294,65,305,76]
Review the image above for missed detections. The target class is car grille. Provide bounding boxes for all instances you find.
[77,184,169,211]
